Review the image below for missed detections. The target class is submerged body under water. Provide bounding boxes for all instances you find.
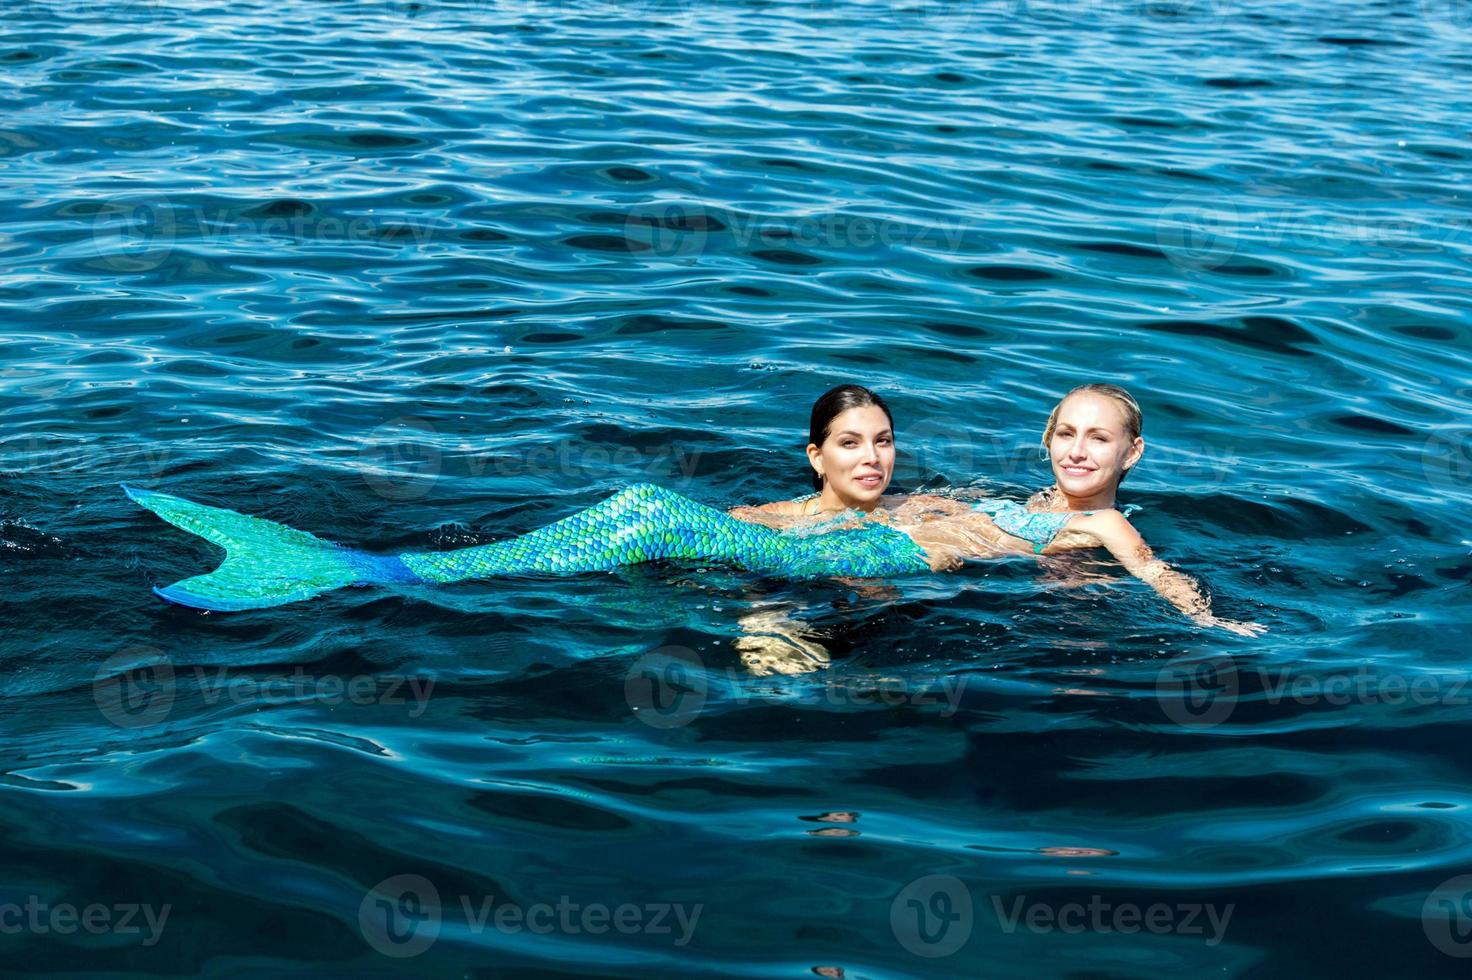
[3,0,1471,976]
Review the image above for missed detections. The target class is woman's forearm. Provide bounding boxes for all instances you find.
[1133,558,1212,620]
[1129,556,1265,635]
[1091,514,1265,635]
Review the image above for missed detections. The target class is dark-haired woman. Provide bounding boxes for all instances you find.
[729,383,899,521]
[729,384,975,527]
[727,384,1000,570]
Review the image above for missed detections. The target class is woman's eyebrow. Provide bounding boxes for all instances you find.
[834,429,892,438]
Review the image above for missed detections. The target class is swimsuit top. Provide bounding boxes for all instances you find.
[972,498,1140,553]
[785,492,1138,556]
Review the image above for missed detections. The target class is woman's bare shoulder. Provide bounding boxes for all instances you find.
[729,499,808,519]
[1046,508,1138,552]
[1070,508,1135,533]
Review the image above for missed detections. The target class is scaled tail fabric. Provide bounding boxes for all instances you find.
[123,483,932,612]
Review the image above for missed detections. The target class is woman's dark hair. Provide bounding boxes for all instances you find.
[807,384,894,492]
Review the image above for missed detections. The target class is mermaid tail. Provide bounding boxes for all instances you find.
[121,484,418,611]
[124,483,931,612]
[404,484,814,581]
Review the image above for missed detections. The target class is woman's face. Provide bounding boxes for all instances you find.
[1048,393,1143,500]
[809,405,895,507]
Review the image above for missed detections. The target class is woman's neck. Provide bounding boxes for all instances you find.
[814,485,878,514]
[1051,484,1118,512]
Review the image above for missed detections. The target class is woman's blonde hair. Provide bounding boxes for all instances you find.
[1042,383,1143,482]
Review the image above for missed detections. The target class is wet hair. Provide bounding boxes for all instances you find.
[808,384,894,492]
[1042,383,1143,484]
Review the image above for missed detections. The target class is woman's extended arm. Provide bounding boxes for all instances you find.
[1076,510,1266,636]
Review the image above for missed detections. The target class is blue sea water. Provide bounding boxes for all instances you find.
[2,0,1471,974]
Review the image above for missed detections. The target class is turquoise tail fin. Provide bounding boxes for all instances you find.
[122,484,402,612]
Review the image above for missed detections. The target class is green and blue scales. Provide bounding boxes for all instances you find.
[123,483,933,612]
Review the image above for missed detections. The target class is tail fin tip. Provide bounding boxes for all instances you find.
[152,582,262,613]
[127,485,373,612]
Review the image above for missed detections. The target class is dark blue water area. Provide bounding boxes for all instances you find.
[2,0,1471,975]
